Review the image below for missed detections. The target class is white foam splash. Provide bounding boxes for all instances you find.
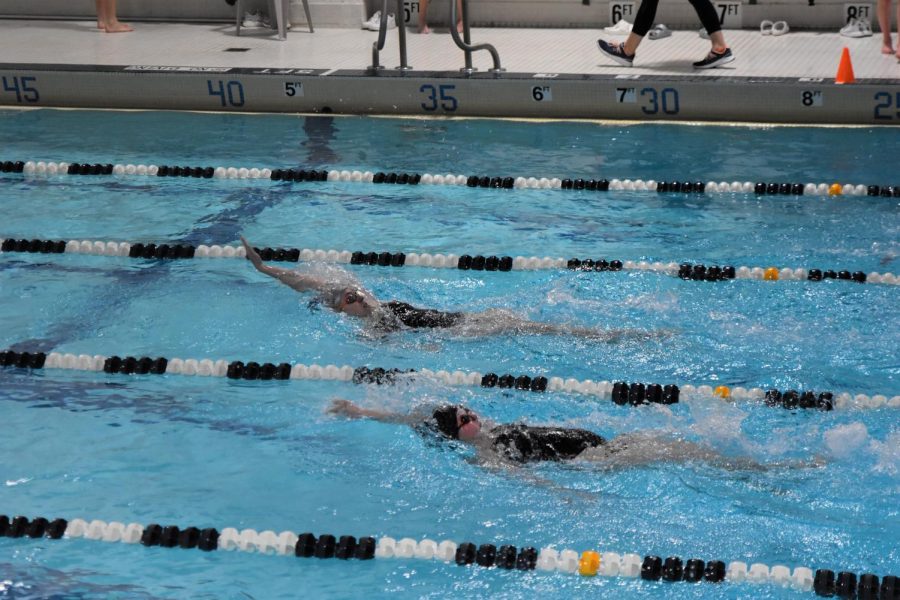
[302,261,365,292]
[686,400,757,452]
[824,422,869,458]
[622,292,680,314]
[870,430,900,475]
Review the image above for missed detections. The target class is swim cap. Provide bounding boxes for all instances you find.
[327,287,365,311]
[328,288,347,310]
[431,405,460,439]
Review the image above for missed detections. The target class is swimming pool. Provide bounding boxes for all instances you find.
[0,108,898,599]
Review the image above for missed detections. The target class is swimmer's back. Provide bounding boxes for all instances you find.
[384,301,464,329]
[489,424,605,463]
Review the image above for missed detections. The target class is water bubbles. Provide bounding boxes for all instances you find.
[824,422,869,458]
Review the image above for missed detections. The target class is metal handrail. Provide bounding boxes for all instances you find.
[449,0,502,74]
[369,0,411,72]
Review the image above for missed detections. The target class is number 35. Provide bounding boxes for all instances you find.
[420,84,458,112]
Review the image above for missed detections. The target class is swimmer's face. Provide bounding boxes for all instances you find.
[456,407,481,441]
[335,288,374,317]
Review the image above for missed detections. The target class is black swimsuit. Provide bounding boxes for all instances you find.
[380,301,464,330]
[489,424,606,463]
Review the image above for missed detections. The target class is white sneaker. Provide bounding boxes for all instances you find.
[363,10,381,30]
[242,11,262,28]
[603,19,632,34]
[840,17,873,37]
[364,10,397,30]
[261,14,291,30]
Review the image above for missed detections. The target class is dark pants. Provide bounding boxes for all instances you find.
[632,0,722,37]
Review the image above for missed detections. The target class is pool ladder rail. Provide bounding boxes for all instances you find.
[367,0,501,74]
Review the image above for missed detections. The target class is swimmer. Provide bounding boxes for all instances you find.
[240,236,663,341]
[327,400,799,471]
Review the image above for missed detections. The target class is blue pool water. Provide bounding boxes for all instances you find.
[0,109,898,599]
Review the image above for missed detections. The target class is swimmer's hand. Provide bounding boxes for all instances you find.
[327,400,409,424]
[239,235,263,267]
[327,399,365,418]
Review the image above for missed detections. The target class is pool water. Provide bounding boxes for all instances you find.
[0,109,898,599]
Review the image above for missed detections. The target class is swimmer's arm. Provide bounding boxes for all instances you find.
[327,399,413,425]
[469,451,595,501]
[240,236,327,293]
[470,451,548,486]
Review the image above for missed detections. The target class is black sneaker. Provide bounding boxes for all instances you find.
[693,47,734,69]
[597,39,635,67]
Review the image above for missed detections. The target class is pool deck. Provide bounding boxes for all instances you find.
[1,18,899,123]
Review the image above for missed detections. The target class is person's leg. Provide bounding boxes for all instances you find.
[688,0,728,51]
[877,0,894,53]
[896,0,900,58]
[897,0,900,60]
[459,310,671,340]
[96,0,107,28]
[418,0,431,33]
[97,0,134,32]
[622,0,659,55]
[620,32,644,56]
[579,433,775,470]
[707,30,727,52]
[456,0,464,32]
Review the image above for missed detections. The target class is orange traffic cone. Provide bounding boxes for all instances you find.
[835,47,855,84]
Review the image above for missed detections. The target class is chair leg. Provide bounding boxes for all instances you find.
[301,0,314,33]
[273,0,286,39]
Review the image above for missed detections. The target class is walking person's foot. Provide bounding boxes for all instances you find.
[693,46,734,69]
[597,39,635,66]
